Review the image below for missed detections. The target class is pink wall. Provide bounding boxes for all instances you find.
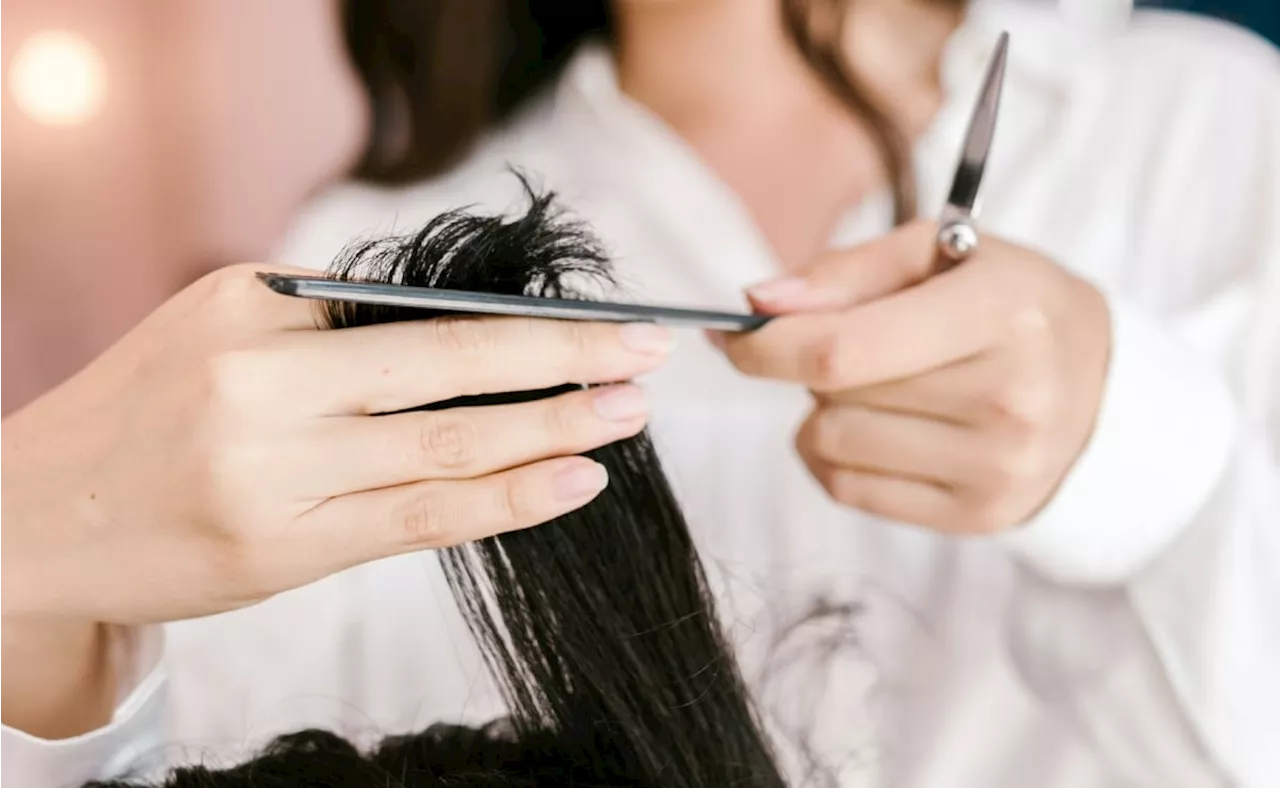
[2,0,363,413]
[152,0,365,265]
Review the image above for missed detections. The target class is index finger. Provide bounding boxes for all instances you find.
[724,264,1011,391]
[270,316,674,416]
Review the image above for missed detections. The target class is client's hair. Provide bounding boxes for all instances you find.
[91,178,787,787]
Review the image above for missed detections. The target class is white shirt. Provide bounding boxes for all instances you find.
[6,2,1279,786]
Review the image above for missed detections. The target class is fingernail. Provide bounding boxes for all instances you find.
[747,277,810,303]
[618,322,674,355]
[703,330,726,351]
[591,384,649,422]
[553,461,609,501]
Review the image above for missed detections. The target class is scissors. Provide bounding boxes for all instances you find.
[259,33,1009,331]
[934,30,1009,270]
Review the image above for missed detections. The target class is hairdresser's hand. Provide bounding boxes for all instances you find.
[3,264,670,628]
[715,221,1111,533]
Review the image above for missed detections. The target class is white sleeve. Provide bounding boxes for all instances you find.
[994,53,1280,786]
[1,626,170,787]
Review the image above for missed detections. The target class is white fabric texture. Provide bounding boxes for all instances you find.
[5,2,1278,786]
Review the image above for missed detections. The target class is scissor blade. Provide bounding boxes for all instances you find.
[944,31,1009,213]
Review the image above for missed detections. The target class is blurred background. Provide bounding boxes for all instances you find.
[2,0,363,412]
[2,0,1277,415]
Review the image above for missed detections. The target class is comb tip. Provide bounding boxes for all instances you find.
[255,271,292,294]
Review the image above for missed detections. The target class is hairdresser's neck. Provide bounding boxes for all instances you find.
[611,0,961,268]
[614,1,825,126]
[612,0,959,144]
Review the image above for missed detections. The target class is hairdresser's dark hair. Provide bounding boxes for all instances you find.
[340,0,965,224]
[88,176,788,787]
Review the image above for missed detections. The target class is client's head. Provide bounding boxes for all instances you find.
[89,175,788,787]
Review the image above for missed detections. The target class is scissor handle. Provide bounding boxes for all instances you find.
[934,204,980,272]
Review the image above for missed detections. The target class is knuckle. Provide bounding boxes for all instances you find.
[493,480,526,528]
[202,440,249,491]
[825,469,868,511]
[430,318,495,357]
[204,265,260,302]
[1007,304,1053,345]
[542,394,582,444]
[795,419,822,463]
[418,413,479,472]
[809,408,853,462]
[983,380,1053,432]
[397,495,452,548]
[805,333,854,391]
[561,320,596,359]
[197,456,267,536]
[203,350,267,413]
[200,266,264,326]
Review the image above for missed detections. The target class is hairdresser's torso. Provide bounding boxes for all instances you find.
[157,3,1279,787]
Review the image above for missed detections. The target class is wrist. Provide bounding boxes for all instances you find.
[0,492,50,619]
[2,615,118,738]
[2,407,102,620]
[1,483,46,620]
[998,299,1236,585]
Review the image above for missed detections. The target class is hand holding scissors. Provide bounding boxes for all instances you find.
[715,33,1115,533]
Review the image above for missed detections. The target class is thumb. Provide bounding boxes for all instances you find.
[746,220,938,315]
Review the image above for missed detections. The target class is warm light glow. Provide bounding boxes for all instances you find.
[9,29,107,127]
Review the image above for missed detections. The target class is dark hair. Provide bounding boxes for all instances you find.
[339,0,966,224]
[340,1,610,183]
[88,176,790,787]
